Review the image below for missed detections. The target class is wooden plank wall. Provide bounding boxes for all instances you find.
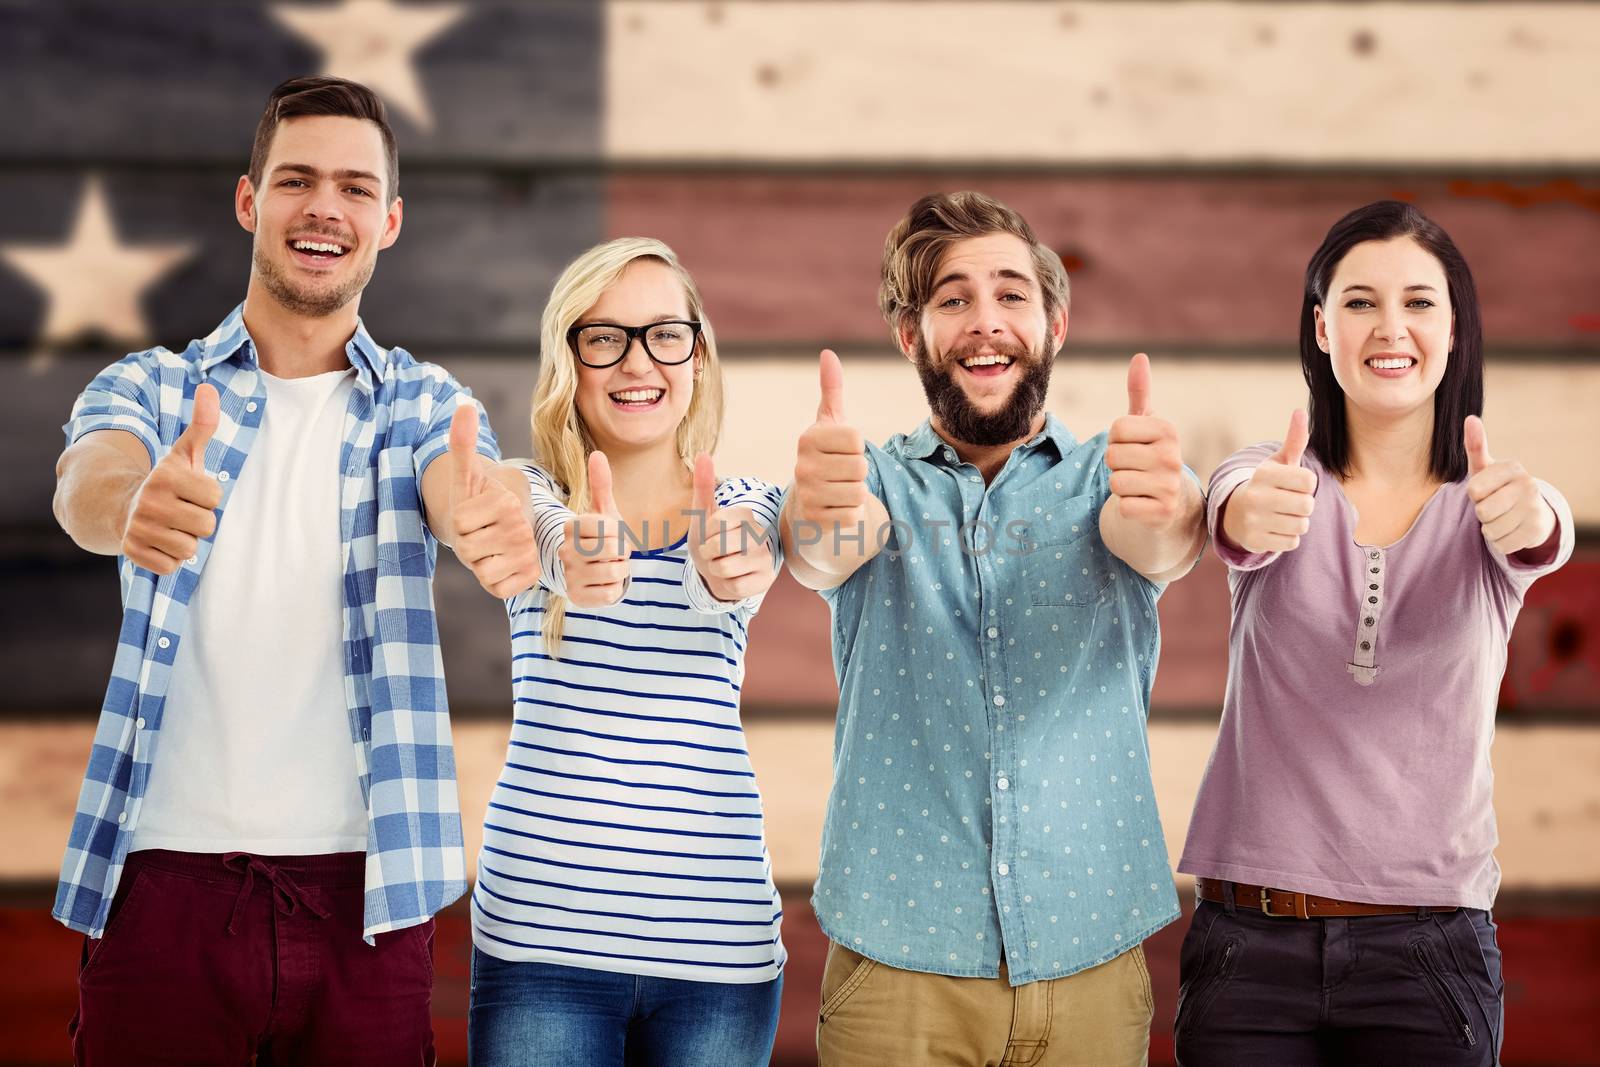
[1,2,1596,1064]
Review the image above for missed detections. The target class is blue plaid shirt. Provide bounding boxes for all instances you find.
[55,305,497,941]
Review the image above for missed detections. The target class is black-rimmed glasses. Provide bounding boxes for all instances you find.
[567,320,702,368]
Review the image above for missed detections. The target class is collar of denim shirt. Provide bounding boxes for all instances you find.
[899,412,1077,470]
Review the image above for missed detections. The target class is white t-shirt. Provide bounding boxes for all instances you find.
[131,367,369,855]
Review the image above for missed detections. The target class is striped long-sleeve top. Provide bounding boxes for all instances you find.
[470,463,786,983]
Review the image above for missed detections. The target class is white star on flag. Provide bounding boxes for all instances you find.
[270,0,468,132]
[0,177,196,346]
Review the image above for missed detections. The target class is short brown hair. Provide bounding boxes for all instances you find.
[879,191,1069,335]
[248,76,399,203]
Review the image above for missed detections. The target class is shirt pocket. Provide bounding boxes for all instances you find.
[1014,493,1113,609]
[374,445,429,566]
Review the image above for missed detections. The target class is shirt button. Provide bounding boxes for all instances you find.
[246,401,258,412]
[218,471,230,482]
[117,811,127,824]
[997,777,1010,791]
[987,627,999,639]
[1360,641,1372,651]
[157,637,171,649]
[997,863,1010,876]
[135,717,146,729]
[187,556,198,565]
[993,694,1006,707]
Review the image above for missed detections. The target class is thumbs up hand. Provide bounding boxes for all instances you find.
[688,454,777,603]
[1105,353,1186,529]
[446,404,540,598]
[1220,409,1318,555]
[792,349,869,531]
[560,450,631,607]
[1464,415,1556,555]
[120,383,223,574]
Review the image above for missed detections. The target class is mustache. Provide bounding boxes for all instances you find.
[931,337,1037,367]
[285,225,357,245]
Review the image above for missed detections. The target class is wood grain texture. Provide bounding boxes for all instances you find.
[3,720,1598,890]
[607,2,1600,165]
[0,171,601,351]
[606,172,1600,347]
[0,1,602,162]
[0,892,1595,1066]
[8,354,1596,714]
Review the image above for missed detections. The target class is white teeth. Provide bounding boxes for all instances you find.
[1367,357,1414,370]
[961,354,1013,368]
[291,240,346,255]
[611,389,663,403]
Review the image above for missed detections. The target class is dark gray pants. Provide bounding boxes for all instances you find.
[1174,896,1504,1066]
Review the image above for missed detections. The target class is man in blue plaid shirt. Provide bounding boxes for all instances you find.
[50,76,538,1065]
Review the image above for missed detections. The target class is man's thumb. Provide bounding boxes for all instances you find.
[1464,415,1493,474]
[174,383,220,472]
[1126,352,1153,417]
[1271,409,1309,466]
[817,348,846,423]
[448,403,482,494]
[588,450,617,514]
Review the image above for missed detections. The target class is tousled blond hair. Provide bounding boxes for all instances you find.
[879,191,1070,340]
[530,237,724,654]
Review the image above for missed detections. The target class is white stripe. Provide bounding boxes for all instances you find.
[715,356,1600,523]
[607,2,1600,164]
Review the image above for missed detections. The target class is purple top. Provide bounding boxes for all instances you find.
[1177,442,1574,909]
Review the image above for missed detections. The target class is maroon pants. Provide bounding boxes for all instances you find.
[71,849,436,1066]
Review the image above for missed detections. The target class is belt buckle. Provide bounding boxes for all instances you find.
[1258,887,1309,918]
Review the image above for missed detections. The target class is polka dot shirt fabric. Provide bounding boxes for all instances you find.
[798,415,1182,985]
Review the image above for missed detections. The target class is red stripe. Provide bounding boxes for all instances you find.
[5,898,1597,1065]
[607,174,1600,347]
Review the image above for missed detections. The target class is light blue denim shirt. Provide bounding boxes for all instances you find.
[803,414,1181,985]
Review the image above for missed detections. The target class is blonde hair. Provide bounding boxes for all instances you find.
[530,237,724,654]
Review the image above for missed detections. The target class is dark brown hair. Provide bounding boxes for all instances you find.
[248,76,399,203]
[879,191,1069,336]
[1301,200,1483,483]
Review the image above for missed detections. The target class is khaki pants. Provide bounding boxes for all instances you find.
[816,941,1153,1067]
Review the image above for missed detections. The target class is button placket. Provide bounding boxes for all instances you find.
[1347,547,1385,686]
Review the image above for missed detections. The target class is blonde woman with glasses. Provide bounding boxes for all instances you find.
[467,238,786,1067]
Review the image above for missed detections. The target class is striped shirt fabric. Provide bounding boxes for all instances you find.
[471,464,787,983]
[54,304,497,942]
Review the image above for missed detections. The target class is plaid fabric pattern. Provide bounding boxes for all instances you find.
[54,304,498,942]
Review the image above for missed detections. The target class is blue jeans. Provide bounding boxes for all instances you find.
[1174,899,1505,1066]
[468,948,782,1067]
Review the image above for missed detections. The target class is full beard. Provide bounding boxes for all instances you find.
[914,336,1053,447]
[253,236,374,318]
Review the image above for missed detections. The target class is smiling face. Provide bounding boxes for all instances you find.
[572,258,700,455]
[236,114,401,318]
[1315,236,1454,422]
[899,232,1067,446]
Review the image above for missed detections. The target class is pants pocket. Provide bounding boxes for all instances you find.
[1408,937,1478,1050]
[1175,932,1243,1037]
[818,943,878,1022]
[77,867,154,982]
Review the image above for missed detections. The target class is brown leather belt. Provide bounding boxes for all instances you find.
[1195,878,1459,919]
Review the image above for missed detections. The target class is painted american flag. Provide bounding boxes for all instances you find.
[1,3,1597,1063]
